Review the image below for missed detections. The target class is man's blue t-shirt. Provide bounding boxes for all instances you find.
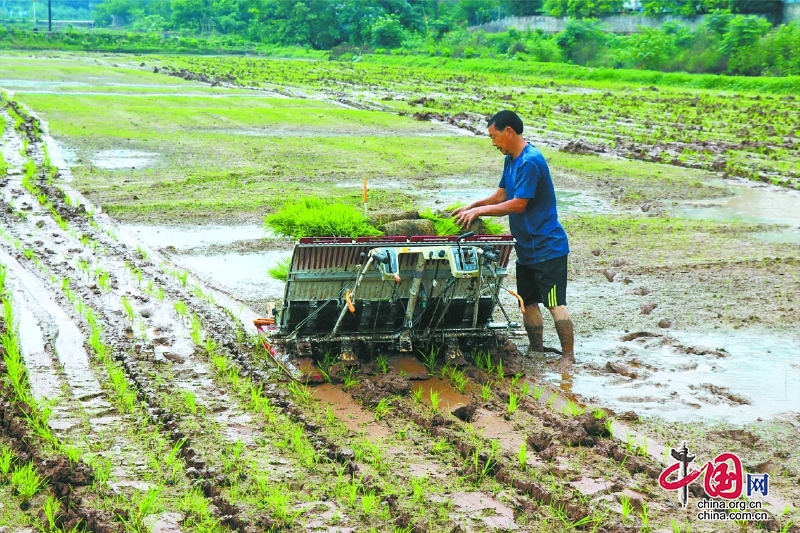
[498,144,570,265]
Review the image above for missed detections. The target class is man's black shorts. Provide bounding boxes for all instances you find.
[516,255,568,308]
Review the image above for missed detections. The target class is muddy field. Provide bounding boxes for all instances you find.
[0,52,798,533]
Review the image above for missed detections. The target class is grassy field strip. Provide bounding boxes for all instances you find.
[159,57,799,189]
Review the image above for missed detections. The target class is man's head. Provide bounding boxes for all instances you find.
[487,110,525,157]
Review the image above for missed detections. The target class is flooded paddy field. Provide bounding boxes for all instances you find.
[0,51,798,532]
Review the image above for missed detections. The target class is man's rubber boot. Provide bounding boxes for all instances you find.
[554,319,575,370]
[525,324,544,355]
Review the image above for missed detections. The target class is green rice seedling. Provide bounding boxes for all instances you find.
[518,441,527,469]
[593,408,606,419]
[411,476,427,503]
[173,300,188,318]
[481,382,493,402]
[37,193,48,205]
[375,354,389,374]
[374,397,393,420]
[121,295,134,322]
[190,314,203,345]
[181,390,197,415]
[482,218,505,235]
[419,345,438,372]
[96,270,110,293]
[267,256,292,282]
[510,372,522,387]
[0,443,14,477]
[639,502,650,531]
[520,381,530,396]
[342,366,359,389]
[605,418,615,436]
[288,381,313,405]
[473,351,494,373]
[136,245,148,260]
[496,359,504,380]
[86,455,112,490]
[431,438,449,454]
[620,495,632,525]
[361,491,380,516]
[179,270,188,286]
[419,208,462,236]
[563,400,585,416]
[60,443,82,464]
[471,440,499,484]
[266,485,299,525]
[265,197,382,239]
[780,521,796,533]
[212,353,228,375]
[450,368,467,393]
[156,287,165,301]
[41,494,61,532]
[411,387,423,403]
[429,389,441,411]
[11,462,45,502]
[124,486,162,532]
[508,392,520,415]
[547,392,559,408]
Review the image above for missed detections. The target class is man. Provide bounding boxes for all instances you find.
[453,110,575,370]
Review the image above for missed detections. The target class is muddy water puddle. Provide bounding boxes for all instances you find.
[411,377,470,412]
[314,384,391,439]
[679,183,800,244]
[121,223,266,249]
[431,189,611,215]
[90,149,159,170]
[541,329,800,423]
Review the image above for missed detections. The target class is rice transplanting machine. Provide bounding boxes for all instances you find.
[254,231,524,380]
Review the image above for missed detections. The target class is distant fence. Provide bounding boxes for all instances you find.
[471,12,784,34]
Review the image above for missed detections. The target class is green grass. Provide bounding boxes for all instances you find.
[363,55,800,94]
[15,86,496,222]
[265,197,382,239]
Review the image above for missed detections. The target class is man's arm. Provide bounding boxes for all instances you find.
[451,188,506,215]
[455,196,528,229]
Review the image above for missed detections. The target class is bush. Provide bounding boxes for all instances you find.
[264,197,382,239]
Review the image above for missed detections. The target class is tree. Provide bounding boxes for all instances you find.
[94,0,139,26]
[372,14,405,47]
[544,0,624,18]
[171,0,209,31]
[501,0,542,16]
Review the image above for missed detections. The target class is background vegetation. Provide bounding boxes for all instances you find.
[0,0,798,76]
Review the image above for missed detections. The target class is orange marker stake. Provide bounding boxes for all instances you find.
[363,176,368,215]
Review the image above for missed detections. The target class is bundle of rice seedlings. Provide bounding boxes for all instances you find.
[265,197,383,239]
[420,208,462,236]
[267,256,291,282]
[420,207,505,236]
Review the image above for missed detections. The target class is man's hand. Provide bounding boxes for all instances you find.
[451,204,469,216]
[455,207,482,229]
